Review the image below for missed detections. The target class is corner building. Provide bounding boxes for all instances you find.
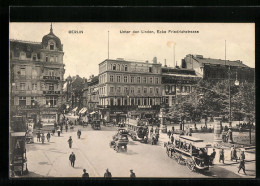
[98,58,162,122]
[10,25,65,127]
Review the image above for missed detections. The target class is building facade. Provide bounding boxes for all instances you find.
[182,54,254,83]
[161,67,202,109]
[98,58,162,121]
[86,75,99,112]
[10,25,65,127]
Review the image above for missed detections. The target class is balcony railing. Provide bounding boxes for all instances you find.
[43,76,60,81]
[43,91,61,95]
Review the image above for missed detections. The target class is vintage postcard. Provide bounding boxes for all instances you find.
[9,22,255,178]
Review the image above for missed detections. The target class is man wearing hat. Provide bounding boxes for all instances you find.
[104,168,112,178]
[82,169,89,178]
[69,152,76,167]
[130,169,136,178]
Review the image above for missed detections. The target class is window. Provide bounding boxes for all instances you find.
[110,87,114,93]
[113,64,116,70]
[110,98,114,106]
[191,86,196,92]
[33,55,37,61]
[20,67,26,76]
[124,87,128,94]
[110,75,114,82]
[137,87,141,94]
[117,64,120,71]
[130,87,134,93]
[155,77,159,84]
[31,97,36,105]
[156,87,159,94]
[131,76,135,83]
[137,98,141,105]
[177,86,181,93]
[181,86,185,93]
[124,76,128,83]
[137,77,141,83]
[46,96,57,106]
[46,55,48,62]
[50,56,54,62]
[20,83,26,90]
[144,88,147,93]
[32,84,37,90]
[165,85,169,93]
[149,67,152,73]
[19,97,26,106]
[165,97,169,104]
[117,75,121,82]
[150,87,153,94]
[49,70,55,76]
[49,84,54,91]
[125,65,128,71]
[143,77,147,83]
[50,43,54,50]
[144,99,147,105]
[117,87,121,93]
[171,85,176,92]
[149,77,153,84]
[124,99,127,105]
[20,52,26,60]
[187,86,190,93]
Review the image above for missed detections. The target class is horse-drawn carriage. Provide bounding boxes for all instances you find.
[110,129,129,152]
[91,120,101,130]
[127,123,148,143]
[164,135,212,172]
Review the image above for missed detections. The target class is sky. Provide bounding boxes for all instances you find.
[10,23,255,79]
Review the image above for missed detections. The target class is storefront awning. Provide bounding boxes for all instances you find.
[79,107,88,114]
[72,107,78,112]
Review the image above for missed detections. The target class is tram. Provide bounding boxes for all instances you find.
[126,121,148,143]
[164,135,212,172]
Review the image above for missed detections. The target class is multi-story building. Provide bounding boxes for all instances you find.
[161,66,202,109]
[10,24,65,127]
[86,75,99,112]
[98,58,162,122]
[182,54,254,83]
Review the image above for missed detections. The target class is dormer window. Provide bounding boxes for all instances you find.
[50,43,54,50]
[20,52,26,60]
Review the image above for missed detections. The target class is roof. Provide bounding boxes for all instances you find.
[11,132,26,137]
[191,56,249,68]
[99,59,162,66]
[10,39,42,58]
[162,67,197,75]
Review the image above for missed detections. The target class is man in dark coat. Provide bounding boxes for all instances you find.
[238,150,246,174]
[82,169,89,178]
[219,149,225,163]
[69,152,76,167]
[36,132,41,142]
[170,134,174,144]
[46,132,51,142]
[104,168,112,178]
[68,136,73,148]
[130,169,136,178]
[77,130,81,139]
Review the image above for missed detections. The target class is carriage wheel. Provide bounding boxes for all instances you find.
[186,158,195,171]
[116,146,119,152]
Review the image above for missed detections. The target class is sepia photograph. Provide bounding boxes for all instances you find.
[9,22,255,178]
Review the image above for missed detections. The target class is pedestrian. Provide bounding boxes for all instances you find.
[60,125,63,133]
[167,130,171,138]
[104,168,112,178]
[82,169,89,178]
[46,132,51,142]
[36,132,41,142]
[209,149,216,165]
[130,169,136,178]
[69,152,76,167]
[170,134,174,144]
[57,129,61,137]
[171,126,175,135]
[150,127,154,137]
[77,130,81,139]
[238,150,246,175]
[219,148,225,163]
[65,125,68,132]
[68,136,73,148]
[41,133,45,144]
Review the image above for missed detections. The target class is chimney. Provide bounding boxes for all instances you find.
[164,59,167,67]
[153,57,157,64]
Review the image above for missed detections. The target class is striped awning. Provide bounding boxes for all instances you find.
[79,107,88,114]
[72,107,78,112]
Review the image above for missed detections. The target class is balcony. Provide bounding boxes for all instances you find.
[43,90,61,95]
[42,76,61,81]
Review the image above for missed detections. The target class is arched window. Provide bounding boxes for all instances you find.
[117,64,120,71]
